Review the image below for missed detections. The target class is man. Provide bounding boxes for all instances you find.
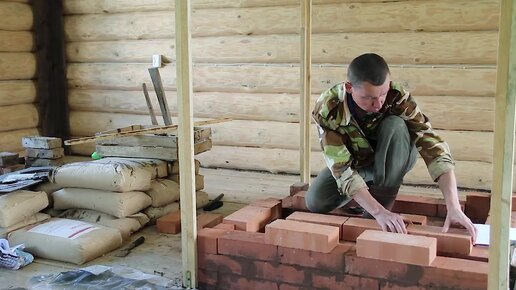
[306,53,477,241]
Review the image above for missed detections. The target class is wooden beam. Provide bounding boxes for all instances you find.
[33,0,70,140]
[175,0,197,288]
[300,0,312,183]
[488,0,516,289]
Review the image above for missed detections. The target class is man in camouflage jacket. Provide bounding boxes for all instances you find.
[306,53,476,240]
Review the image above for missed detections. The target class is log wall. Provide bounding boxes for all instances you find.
[0,1,38,153]
[64,0,500,190]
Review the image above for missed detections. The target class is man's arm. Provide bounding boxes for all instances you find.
[437,170,478,243]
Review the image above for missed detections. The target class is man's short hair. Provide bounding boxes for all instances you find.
[347,53,390,86]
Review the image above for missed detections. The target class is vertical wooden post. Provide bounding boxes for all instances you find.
[488,0,516,289]
[300,0,312,184]
[175,0,197,288]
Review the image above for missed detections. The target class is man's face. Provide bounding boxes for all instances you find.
[345,75,390,113]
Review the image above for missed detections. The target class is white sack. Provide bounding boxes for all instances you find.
[8,218,122,265]
[0,190,48,227]
[196,190,210,209]
[50,161,152,192]
[59,209,149,240]
[93,158,168,179]
[143,202,180,225]
[53,188,152,218]
[145,179,180,207]
[0,213,50,239]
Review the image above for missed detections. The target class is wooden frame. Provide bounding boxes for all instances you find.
[175,0,197,288]
[299,0,312,184]
[488,0,516,289]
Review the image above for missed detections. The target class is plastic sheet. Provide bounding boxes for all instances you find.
[29,265,182,290]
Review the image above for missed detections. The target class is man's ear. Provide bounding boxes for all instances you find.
[344,82,353,93]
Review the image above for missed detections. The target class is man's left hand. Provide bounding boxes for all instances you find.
[443,207,477,244]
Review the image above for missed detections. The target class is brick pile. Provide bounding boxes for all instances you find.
[195,183,490,290]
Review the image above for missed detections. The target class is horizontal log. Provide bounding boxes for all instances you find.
[68,89,494,131]
[63,0,433,14]
[0,128,38,153]
[0,2,32,31]
[67,63,496,97]
[196,145,498,190]
[68,111,498,163]
[66,31,498,65]
[0,104,38,132]
[0,53,36,80]
[0,31,33,52]
[64,1,499,41]
[0,81,36,106]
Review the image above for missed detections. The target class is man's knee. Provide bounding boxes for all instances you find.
[380,115,408,133]
[305,187,333,213]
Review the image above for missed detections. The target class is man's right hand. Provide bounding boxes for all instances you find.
[372,208,407,234]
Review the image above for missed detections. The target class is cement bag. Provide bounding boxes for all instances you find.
[33,182,63,206]
[145,179,180,207]
[50,161,152,192]
[8,218,122,265]
[143,202,179,224]
[53,188,152,218]
[93,158,168,179]
[196,191,210,209]
[59,209,149,240]
[0,190,48,227]
[0,213,50,239]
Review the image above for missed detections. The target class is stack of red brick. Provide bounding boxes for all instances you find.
[191,184,490,290]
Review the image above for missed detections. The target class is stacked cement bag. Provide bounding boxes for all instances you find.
[0,190,50,238]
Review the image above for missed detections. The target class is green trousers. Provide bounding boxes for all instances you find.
[306,115,418,213]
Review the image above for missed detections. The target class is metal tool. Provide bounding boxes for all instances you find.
[142,83,158,126]
[203,193,224,211]
[148,67,173,126]
[115,236,145,257]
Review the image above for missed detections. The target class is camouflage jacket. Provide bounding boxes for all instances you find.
[312,82,455,197]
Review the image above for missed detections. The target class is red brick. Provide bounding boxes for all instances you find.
[278,242,354,272]
[223,205,272,232]
[198,254,244,275]
[213,223,236,230]
[392,195,439,217]
[156,211,181,234]
[465,192,490,223]
[198,269,218,289]
[407,224,472,255]
[282,196,295,208]
[290,182,309,196]
[400,213,427,225]
[345,253,421,284]
[218,231,278,261]
[197,213,223,229]
[420,256,488,290]
[197,228,222,254]
[251,198,283,221]
[341,217,381,242]
[279,283,314,290]
[436,200,465,218]
[286,212,349,239]
[251,260,306,285]
[356,230,437,266]
[265,219,339,253]
[293,191,308,210]
[445,245,489,262]
[311,272,379,290]
[218,274,279,290]
[380,282,425,290]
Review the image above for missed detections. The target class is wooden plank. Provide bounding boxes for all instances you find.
[0,53,36,80]
[0,31,33,52]
[66,63,496,97]
[68,111,498,163]
[63,0,442,14]
[0,128,39,153]
[0,2,32,30]
[68,90,494,130]
[0,81,36,106]
[0,104,38,132]
[63,1,499,41]
[97,127,211,147]
[197,145,499,190]
[300,0,312,183]
[34,0,71,140]
[148,68,173,125]
[489,0,516,288]
[66,31,498,65]
[175,0,197,287]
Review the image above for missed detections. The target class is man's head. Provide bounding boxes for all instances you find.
[345,53,391,113]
